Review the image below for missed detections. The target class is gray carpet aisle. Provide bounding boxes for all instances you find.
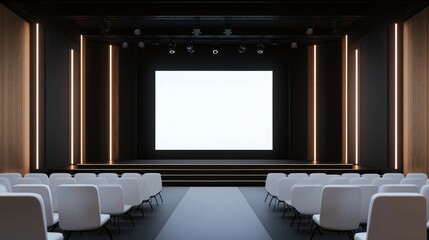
[156,187,272,240]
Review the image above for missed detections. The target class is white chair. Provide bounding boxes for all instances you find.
[400,178,426,191]
[354,193,426,240]
[264,173,286,206]
[371,178,397,187]
[58,184,112,240]
[0,173,22,181]
[289,184,323,232]
[12,184,59,230]
[121,173,142,179]
[379,184,419,193]
[138,177,153,211]
[73,173,97,184]
[81,177,108,186]
[142,173,163,205]
[25,173,49,185]
[277,178,298,217]
[382,173,404,183]
[287,173,308,182]
[361,174,380,181]
[300,177,326,185]
[350,178,371,185]
[342,173,361,180]
[98,173,119,184]
[0,193,63,240]
[11,177,42,186]
[420,185,429,225]
[49,173,72,180]
[357,185,379,227]
[311,185,361,240]
[117,178,144,216]
[98,184,134,233]
[329,177,350,185]
[49,178,76,212]
[0,178,11,192]
[309,173,327,178]
[0,184,7,193]
[406,173,428,180]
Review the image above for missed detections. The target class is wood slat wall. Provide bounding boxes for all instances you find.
[0,4,30,174]
[404,7,429,174]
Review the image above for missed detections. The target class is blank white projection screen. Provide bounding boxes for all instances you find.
[155,71,273,150]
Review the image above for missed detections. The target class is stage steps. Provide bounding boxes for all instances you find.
[55,162,380,186]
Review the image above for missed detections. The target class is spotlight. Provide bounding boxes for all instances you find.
[223,18,232,36]
[306,27,314,35]
[238,42,247,54]
[290,42,298,49]
[138,41,145,48]
[193,27,201,37]
[121,41,128,48]
[212,43,219,55]
[134,28,141,36]
[256,43,265,54]
[186,41,195,54]
[168,41,176,54]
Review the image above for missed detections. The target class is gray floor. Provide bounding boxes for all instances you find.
[54,187,426,240]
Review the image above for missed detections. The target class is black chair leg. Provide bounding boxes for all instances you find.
[64,231,71,240]
[158,192,164,202]
[264,193,269,202]
[268,196,274,206]
[128,210,135,227]
[310,226,319,240]
[104,226,114,240]
[154,196,159,206]
[149,200,153,210]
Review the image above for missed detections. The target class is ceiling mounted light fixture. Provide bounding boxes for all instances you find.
[138,41,145,48]
[256,43,265,54]
[192,18,201,37]
[186,41,195,54]
[223,19,233,36]
[134,28,141,36]
[290,41,298,49]
[238,41,247,54]
[121,41,128,48]
[168,40,176,54]
[306,26,314,35]
[212,42,219,55]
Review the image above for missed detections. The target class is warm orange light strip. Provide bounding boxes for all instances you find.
[345,35,348,164]
[314,45,317,162]
[109,45,113,163]
[71,49,74,165]
[80,35,83,164]
[355,49,359,165]
[394,23,398,170]
[36,23,40,169]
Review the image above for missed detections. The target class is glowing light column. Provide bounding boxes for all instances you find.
[80,35,84,164]
[109,45,113,163]
[345,35,348,164]
[355,49,359,165]
[394,23,398,170]
[36,23,40,169]
[70,49,74,165]
[314,45,317,162]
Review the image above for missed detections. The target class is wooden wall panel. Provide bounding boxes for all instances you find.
[404,7,429,174]
[0,3,30,174]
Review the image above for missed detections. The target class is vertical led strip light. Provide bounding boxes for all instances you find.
[80,35,83,164]
[345,35,348,164]
[70,49,74,165]
[394,23,398,169]
[313,45,317,162]
[109,45,113,163]
[355,49,359,165]
[36,23,40,169]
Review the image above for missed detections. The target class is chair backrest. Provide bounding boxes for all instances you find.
[80,177,108,186]
[138,177,151,201]
[121,173,142,179]
[357,184,379,223]
[98,173,119,184]
[319,185,361,230]
[379,184,419,193]
[400,178,426,191]
[361,174,381,181]
[350,178,371,185]
[265,173,286,196]
[366,193,426,240]
[49,173,72,180]
[290,184,323,215]
[0,178,11,192]
[309,173,327,178]
[406,173,428,180]
[0,184,7,193]
[420,185,429,221]
[0,193,49,240]
[49,177,77,212]
[382,173,404,183]
[12,184,56,227]
[277,178,298,202]
[117,178,142,206]
[300,177,326,185]
[142,172,163,196]
[74,173,97,184]
[11,177,42,186]
[24,173,49,185]
[328,177,350,185]
[341,173,361,179]
[97,184,126,215]
[371,178,397,187]
[0,173,22,182]
[58,184,103,231]
[287,173,308,181]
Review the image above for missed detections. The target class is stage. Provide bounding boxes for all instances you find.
[54,159,380,186]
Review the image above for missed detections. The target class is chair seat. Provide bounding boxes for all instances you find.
[50,213,59,227]
[427,220,429,229]
[48,232,64,240]
[354,232,366,240]
[285,200,291,205]
[100,214,110,226]
[312,214,321,225]
[124,204,132,213]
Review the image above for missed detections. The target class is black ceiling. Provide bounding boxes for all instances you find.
[2,0,428,46]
